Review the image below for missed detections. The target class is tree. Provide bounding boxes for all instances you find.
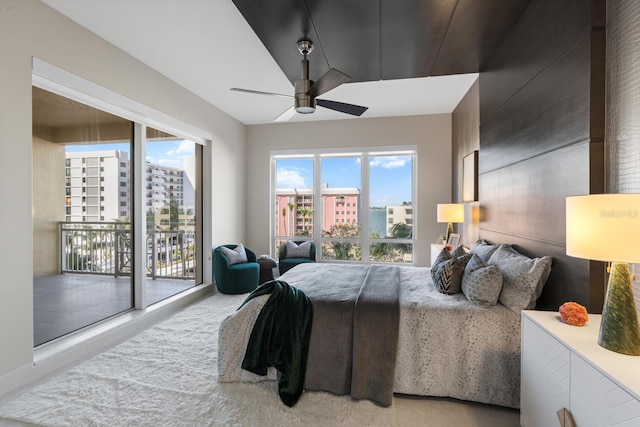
[169,198,180,230]
[287,202,297,236]
[368,222,412,262]
[299,208,313,236]
[322,223,361,260]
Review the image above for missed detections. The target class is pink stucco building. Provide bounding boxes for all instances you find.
[275,184,360,237]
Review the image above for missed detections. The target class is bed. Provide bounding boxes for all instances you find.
[217,242,552,409]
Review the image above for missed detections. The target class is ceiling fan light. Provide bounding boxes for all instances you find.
[295,106,315,114]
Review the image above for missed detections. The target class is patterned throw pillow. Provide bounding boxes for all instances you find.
[431,248,472,295]
[488,245,552,313]
[450,245,467,258]
[461,254,503,307]
[285,241,312,258]
[221,243,248,265]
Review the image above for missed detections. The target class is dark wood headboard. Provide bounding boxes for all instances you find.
[475,0,606,312]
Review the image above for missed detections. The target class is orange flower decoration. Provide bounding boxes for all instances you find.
[559,302,589,326]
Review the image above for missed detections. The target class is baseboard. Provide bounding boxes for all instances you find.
[0,283,214,404]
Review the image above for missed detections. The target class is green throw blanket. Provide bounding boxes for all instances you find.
[240,280,313,407]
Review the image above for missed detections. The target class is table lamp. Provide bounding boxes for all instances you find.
[437,203,464,243]
[566,194,640,356]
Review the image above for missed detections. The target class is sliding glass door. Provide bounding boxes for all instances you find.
[32,86,203,347]
[145,128,199,302]
[33,87,134,346]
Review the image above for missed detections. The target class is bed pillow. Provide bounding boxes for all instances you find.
[488,245,553,313]
[285,241,312,258]
[450,245,468,258]
[469,239,499,263]
[461,254,503,307]
[431,248,472,295]
[221,243,248,265]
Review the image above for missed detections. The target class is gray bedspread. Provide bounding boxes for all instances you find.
[301,264,399,406]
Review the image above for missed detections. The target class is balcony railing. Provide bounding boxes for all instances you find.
[60,222,195,279]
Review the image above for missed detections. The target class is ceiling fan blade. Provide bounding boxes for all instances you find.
[316,99,368,117]
[307,68,351,98]
[230,88,293,99]
[274,106,296,122]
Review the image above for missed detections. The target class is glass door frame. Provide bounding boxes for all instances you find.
[33,58,212,311]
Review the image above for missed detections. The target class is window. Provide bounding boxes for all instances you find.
[272,148,415,264]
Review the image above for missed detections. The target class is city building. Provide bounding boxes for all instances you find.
[275,184,360,236]
[65,150,130,222]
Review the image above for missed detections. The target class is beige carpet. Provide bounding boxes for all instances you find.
[0,293,393,426]
[0,293,520,426]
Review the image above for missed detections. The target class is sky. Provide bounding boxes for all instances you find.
[66,139,195,169]
[276,156,413,207]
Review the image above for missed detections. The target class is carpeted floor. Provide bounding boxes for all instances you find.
[0,293,520,426]
[0,293,395,426]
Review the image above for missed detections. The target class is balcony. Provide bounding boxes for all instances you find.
[33,222,197,346]
[60,221,195,279]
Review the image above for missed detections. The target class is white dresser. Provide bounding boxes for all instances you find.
[521,310,640,427]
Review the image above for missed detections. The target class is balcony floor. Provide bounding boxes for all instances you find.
[34,274,195,347]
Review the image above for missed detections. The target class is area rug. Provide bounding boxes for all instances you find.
[0,293,394,426]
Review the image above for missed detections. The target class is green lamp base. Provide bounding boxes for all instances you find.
[598,262,640,356]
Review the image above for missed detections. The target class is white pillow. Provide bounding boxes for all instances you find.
[488,245,553,313]
[221,243,248,265]
[285,241,312,258]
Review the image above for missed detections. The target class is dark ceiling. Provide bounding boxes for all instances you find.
[232,0,532,85]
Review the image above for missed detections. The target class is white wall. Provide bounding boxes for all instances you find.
[0,0,246,382]
[245,114,452,267]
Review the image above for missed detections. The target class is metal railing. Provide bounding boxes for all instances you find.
[60,222,195,279]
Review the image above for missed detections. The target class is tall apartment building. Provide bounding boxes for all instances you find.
[146,162,184,211]
[65,150,130,222]
[275,184,361,237]
[65,151,194,231]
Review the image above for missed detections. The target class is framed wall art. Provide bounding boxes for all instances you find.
[462,150,478,202]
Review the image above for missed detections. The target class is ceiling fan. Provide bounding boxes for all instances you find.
[230,39,368,122]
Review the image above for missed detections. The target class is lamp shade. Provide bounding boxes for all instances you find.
[437,203,464,223]
[566,194,640,264]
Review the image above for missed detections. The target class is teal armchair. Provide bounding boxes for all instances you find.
[213,244,260,294]
[278,240,316,276]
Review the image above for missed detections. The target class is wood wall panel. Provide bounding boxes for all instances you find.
[480,35,591,174]
[476,0,606,311]
[480,0,591,121]
[451,80,480,246]
[480,143,593,245]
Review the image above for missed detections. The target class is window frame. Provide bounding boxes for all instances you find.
[32,57,213,308]
[271,146,416,265]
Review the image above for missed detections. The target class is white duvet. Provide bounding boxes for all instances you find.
[218,263,521,409]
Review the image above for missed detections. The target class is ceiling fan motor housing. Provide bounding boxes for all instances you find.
[295,78,315,113]
[295,49,315,113]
